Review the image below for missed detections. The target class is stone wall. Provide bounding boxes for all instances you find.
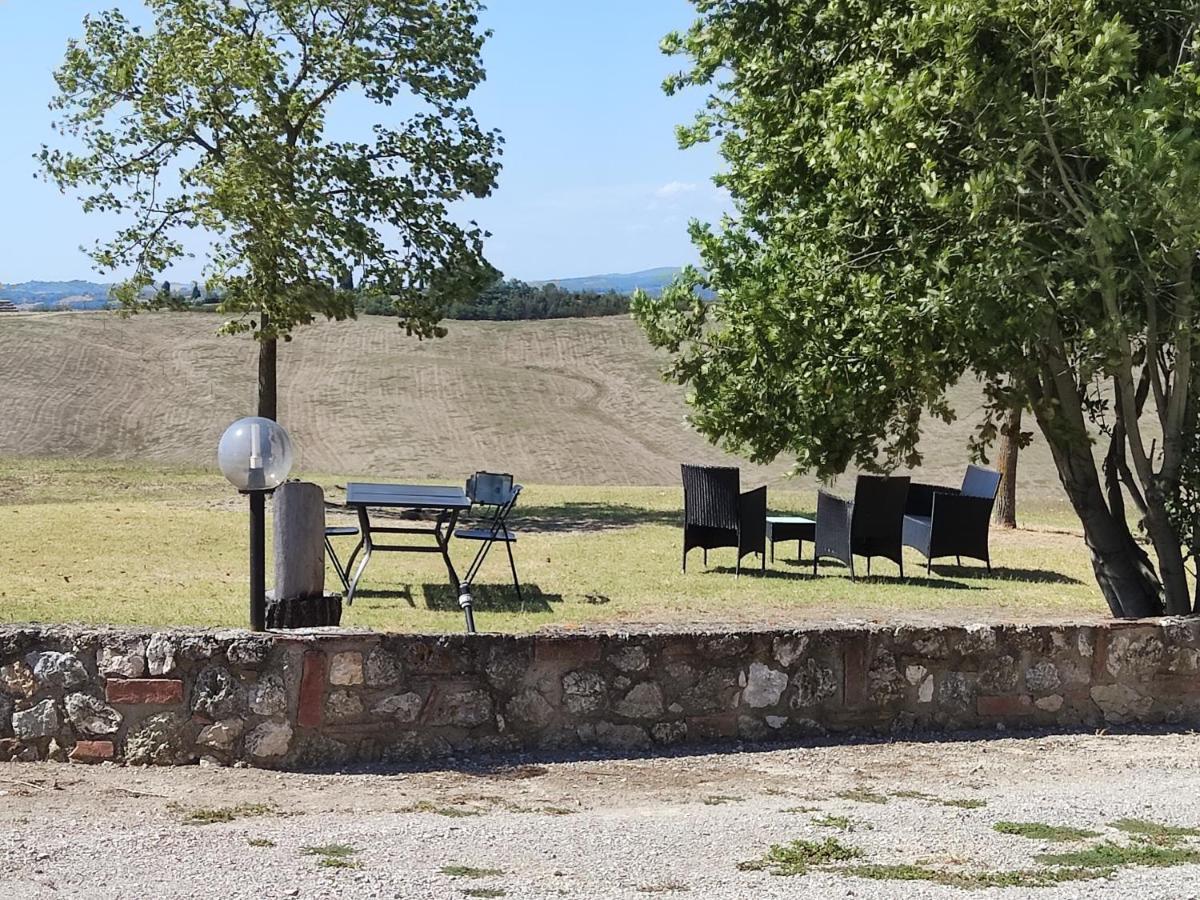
[1,619,1198,768]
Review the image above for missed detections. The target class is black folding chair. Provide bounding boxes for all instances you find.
[456,472,523,604]
[324,525,359,593]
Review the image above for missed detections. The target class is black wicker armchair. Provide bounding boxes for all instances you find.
[902,465,1002,572]
[813,475,910,578]
[681,464,766,576]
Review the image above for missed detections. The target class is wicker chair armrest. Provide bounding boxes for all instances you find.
[738,486,767,548]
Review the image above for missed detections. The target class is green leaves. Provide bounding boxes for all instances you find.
[40,0,501,344]
[636,0,1200,612]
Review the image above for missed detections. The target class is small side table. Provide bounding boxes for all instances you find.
[766,516,815,563]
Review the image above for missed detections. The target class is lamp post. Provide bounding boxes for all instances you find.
[218,417,294,631]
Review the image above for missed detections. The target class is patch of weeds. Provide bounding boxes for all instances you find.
[537,805,576,816]
[636,882,690,893]
[941,798,987,809]
[737,838,862,876]
[782,805,819,814]
[400,800,483,818]
[1036,841,1200,870]
[891,789,932,801]
[890,790,985,809]
[702,795,743,806]
[462,890,506,898]
[836,788,889,805]
[247,837,276,848]
[1111,819,1200,844]
[848,863,1107,889]
[171,802,276,825]
[995,822,1101,842]
[812,814,855,831]
[302,843,361,870]
[441,865,506,879]
[317,856,361,870]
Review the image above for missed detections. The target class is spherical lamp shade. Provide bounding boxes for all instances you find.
[217,417,294,492]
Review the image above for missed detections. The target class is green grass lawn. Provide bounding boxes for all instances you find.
[0,458,1110,633]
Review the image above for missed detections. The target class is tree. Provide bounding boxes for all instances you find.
[191,282,202,304]
[41,0,501,420]
[634,1,1200,617]
[992,404,1024,529]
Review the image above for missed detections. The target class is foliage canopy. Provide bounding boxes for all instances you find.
[636,0,1200,616]
[41,0,501,413]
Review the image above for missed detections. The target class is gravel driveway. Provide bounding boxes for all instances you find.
[2,731,1200,899]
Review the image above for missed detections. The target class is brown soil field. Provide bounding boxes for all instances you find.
[0,311,1065,496]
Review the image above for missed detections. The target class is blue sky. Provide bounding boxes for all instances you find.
[0,1,727,283]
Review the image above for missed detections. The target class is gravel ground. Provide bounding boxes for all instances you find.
[2,732,1200,899]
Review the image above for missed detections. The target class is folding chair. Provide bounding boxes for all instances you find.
[324,525,359,593]
[456,472,523,604]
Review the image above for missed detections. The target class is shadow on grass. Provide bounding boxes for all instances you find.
[708,562,977,591]
[928,564,1083,585]
[508,502,680,534]
[328,500,681,534]
[420,582,562,614]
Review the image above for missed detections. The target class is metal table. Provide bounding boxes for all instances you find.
[766,515,815,563]
[343,483,472,611]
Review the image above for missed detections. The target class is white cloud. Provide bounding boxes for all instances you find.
[654,180,699,199]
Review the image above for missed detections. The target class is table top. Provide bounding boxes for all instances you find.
[346,482,471,511]
[766,515,814,525]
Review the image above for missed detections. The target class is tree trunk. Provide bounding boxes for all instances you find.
[257,312,278,421]
[1036,413,1163,618]
[993,405,1021,528]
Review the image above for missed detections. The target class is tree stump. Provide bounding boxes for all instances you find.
[267,481,341,628]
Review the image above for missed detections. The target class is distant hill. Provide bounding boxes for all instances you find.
[0,280,114,310]
[535,267,684,297]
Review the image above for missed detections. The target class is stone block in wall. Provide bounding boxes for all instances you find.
[614,682,664,719]
[698,633,749,660]
[742,662,788,709]
[1103,629,1166,680]
[772,634,809,668]
[191,666,245,719]
[106,678,184,706]
[145,633,177,676]
[533,637,601,667]
[792,657,838,710]
[249,674,287,717]
[25,651,88,692]
[69,740,114,763]
[606,642,651,674]
[329,652,364,686]
[678,667,740,715]
[12,700,59,739]
[504,689,556,730]
[371,691,424,722]
[0,660,36,698]
[977,655,1019,695]
[977,694,1033,717]
[297,650,326,728]
[1090,683,1153,724]
[365,646,404,688]
[424,685,493,728]
[244,719,293,760]
[403,637,479,675]
[561,670,607,715]
[97,639,146,678]
[125,712,194,765]
[325,690,364,723]
[65,693,122,736]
